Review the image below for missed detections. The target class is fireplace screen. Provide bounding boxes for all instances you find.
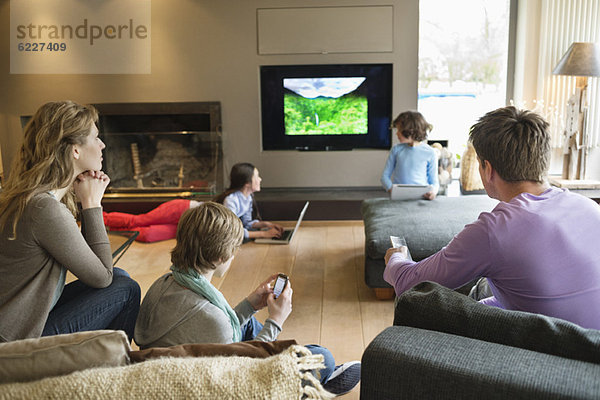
[103,131,219,193]
[95,102,222,198]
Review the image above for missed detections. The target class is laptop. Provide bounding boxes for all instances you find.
[254,201,309,245]
[390,184,434,200]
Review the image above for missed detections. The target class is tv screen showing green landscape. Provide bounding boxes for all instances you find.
[283,77,368,135]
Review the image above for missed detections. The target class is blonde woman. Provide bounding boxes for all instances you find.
[0,101,140,342]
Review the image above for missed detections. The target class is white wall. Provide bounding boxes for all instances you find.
[513,0,541,105]
[0,0,419,188]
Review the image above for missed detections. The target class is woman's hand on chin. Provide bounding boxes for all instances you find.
[74,170,110,209]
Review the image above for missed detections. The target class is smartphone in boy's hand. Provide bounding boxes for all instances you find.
[273,273,288,299]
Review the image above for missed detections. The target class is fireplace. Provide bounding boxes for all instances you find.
[94,102,223,201]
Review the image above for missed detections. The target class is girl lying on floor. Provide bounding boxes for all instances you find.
[103,162,283,242]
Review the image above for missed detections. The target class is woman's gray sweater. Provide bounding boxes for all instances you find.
[0,193,112,342]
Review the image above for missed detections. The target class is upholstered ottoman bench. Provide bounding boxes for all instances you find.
[361,195,498,299]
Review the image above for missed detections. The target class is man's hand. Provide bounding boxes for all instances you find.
[384,246,408,265]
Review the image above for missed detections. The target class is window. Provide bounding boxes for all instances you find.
[418,0,513,156]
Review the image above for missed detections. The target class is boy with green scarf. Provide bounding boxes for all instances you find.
[134,202,361,395]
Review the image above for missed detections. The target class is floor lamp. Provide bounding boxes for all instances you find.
[551,42,600,186]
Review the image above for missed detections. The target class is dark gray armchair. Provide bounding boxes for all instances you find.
[361,282,600,399]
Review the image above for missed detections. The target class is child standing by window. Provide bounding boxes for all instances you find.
[381,111,439,200]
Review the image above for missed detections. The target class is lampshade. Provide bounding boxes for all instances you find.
[552,42,600,77]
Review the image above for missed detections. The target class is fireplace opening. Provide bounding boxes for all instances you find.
[94,102,223,200]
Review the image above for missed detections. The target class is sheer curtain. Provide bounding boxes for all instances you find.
[537,0,600,148]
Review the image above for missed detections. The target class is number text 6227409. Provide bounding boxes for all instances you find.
[18,42,67,52]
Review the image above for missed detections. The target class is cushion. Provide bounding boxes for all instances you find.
[0,330,131,384]
[394,281,600,364]
[0,345,332,399]
[129,339,298,363]
[362,326,600,400]
[361,196,497,260]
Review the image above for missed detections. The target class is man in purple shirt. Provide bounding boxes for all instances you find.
[384,106,600,330]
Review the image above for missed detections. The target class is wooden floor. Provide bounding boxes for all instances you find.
[109,220,395,399]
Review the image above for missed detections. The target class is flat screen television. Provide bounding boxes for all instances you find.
[260,64,393,151]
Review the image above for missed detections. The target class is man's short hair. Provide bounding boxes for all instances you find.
[469,106,550,183]
[171,202,243,274]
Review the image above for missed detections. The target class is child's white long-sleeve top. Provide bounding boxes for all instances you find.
[223,191,258,240]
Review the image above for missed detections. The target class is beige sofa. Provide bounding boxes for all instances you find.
[0,330,332,399]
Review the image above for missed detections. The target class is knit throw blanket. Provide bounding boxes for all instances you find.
[0,345,334,400]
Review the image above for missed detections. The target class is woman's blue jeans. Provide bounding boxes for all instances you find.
[42,268,141,342]
[241,316,335,383]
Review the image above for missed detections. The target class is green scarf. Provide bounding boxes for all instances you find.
[170,265,241,342]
